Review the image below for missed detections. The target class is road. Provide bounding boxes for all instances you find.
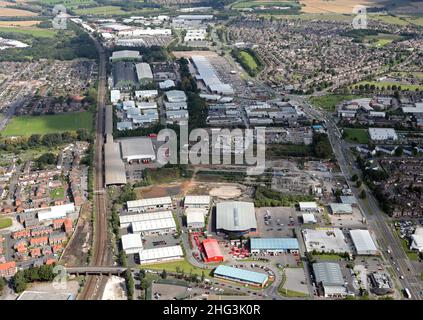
[78,32,111,300]
[295,95,423,300]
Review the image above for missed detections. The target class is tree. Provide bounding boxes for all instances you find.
[394,146,403,157]
[359,190,367,199]
[201,271,205,282]
[140,278,149,291]
[161,269,167,279]
[356,180,362,188]
[351,174,358,182]
[0,277,6,294]
[124,269,134,300]
[12,271,27,293]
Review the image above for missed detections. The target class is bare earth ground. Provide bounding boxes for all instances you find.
[101,276,127,300]
[172,50,219,59]
[0,8,37,17]
[299,0,385,13]
[282,268,309,294]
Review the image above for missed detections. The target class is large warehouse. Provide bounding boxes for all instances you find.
[184,195,211,209]
[127,196,172,213]
[119,137,156,163]
[216,201,257,235]
[329,203,353,215]
[303,228,351,254]
[250,238,300,255]
[186,208,205,230]
[349,229,378,255]
[135,62,153,83]
[121,233,143,254]
[131,213,176,236]
[138,245,184,265]
[104,134,127,186]
[191,55,234,96]
[299,202,318,212]
[202,238,224,263]
[213,265,268,288]
[120,211,173,229]
[312,262,350,298]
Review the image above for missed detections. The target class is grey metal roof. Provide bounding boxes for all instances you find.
[349,229,378,254]
[104,137,127,186]
[312,262,344,286]
[105,105,113,135]
[216,201,257,232]
[119,137,155,161]
[135,62,153,81]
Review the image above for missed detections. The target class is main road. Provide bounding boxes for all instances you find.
[78,32,111,300]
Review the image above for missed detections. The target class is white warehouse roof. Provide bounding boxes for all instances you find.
[299,202,318,211]
[165,90,187,102]
[349,229,378,255]
[119,137,156,162]
[303,228,351,254]
[127,197,172,210]
[184,195,211,206]
[36,203,75,221]
[132,217,176,233]
[138,245,183,263]
[135,63,153,81]
[216,201,257,232]
[411,227,423,252]
[186,210,205,226]
[121,233,143,253]
[120,211,173,226]
[302,213,317,224]
[104,136,127,186]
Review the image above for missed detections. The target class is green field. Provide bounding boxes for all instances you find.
[74,5,127,15]
[364,33,403,47]
[38,0,97,8]
[233,0,300,9]
[50,187,65,200]
[0,26,57,38]
[342,128,370,144]
[141,258,212,277]
[2,112,93,137]
[309,94,361,111]
[239,50,258,70]
[0,217,12,229]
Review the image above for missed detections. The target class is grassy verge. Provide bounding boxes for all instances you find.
[342,128,370,144]
[309,94,362,112]
[141,258,211,277]
[0,217,12,229]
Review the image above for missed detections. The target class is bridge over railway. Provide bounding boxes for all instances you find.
[66,266,128,276]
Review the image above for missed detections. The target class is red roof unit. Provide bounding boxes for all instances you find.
[202,238,224,263]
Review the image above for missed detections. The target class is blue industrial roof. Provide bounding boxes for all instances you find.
[250,238,299,250]
[214,265,268,284]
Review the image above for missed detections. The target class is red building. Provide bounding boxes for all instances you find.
[0,261,17,277]
[202,238,224,263]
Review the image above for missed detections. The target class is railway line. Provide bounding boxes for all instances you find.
[78,34,110,300]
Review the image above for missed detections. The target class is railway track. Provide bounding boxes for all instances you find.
[78,36,110,300]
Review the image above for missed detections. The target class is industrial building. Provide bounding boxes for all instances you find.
[135,63,153,83]
[302,213,317,224]
[138,245,184,265]
[165,90,187,103]
[216,201,257,235]
[202,238,224,263]
[112,61,137,88]
[303,228,351,254]
[121,233,143,254]
[339,196,357,205]
[119,211,173,229]
[410,227,423,252]
[184,195,211,209]
[369,272,394,295]
[299,202,318,212]
[186,208,205,230]
[110,89,120,103]
[191,55,234,96]
[213,265,268,288]
[184,29,207,42]
[132,217,176,236]
[110,50,142,62]
[104,134,127,186]
[312,262,350,298]
[127,196,172,213]
[349,229,378,255]
[368,128,398,141]
[250,238,300,255]
[119,137,156,163]
[34,203,75,222]
[135,90,158,99]
[329,203,353,215]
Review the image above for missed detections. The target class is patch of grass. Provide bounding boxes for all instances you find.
[0,26,57,38]
[141,258,211,277]
[342,128,370,144]
[73,5,127,15]
[309,94,362,112]
[0,217,12,229]
[266,144,311,158]
[279,288,309,297]
[421,272,423,282]
[314,254,345,261]
[2,112,93,136]
[50,187,65,200]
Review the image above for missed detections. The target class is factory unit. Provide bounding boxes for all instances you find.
[302,213,317,224]
[138,245,184,265]
[216,201,257,236]
[119,137,156,163]
[104,134,127,186]
[213,265,269,288]
[299,202,318,212]
[121,233,143,254]
[119,211,173,229]
[31,203,75,222]
[368,128,398,141]
[329,203,353,215]
[186,209,206,231]
[110,50,142,62]
[131,216,176,236]
[202,238,224,263]
[135,63,153,84]
[302,228,351,254]
[411,227,423,252]
[312,262,351,298]
[184,195,211,209]
[250,238,300,255]
[165,90,187,103]
[349,229,378,255]
[127,196,173,213]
